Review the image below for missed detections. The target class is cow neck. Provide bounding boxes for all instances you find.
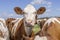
[24,21,32,36]
[11,18,23,36]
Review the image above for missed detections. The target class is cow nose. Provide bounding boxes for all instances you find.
[27,20,32,23]
[25,21,33,27]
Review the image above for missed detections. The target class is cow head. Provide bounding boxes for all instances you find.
[14,4,46,27]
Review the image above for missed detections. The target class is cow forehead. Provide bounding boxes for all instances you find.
[23,4,36,13]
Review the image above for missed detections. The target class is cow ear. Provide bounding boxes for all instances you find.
[37,7,46,14]
[14,7,23,15]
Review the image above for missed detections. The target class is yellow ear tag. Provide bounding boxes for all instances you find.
[32,24,41,35]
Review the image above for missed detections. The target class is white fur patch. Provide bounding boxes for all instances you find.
[24,4,36,13]
[23,4,36,26]
[34,35,47,40]
[0,18,9,40]
[44,19,47,21]
[43,18,60,27]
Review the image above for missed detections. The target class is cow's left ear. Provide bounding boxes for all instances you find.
[37,7,46,14]
[14,7,23,15]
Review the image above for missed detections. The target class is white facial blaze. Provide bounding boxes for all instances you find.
[24,4,36,25]
[25,13,36,25]
[23,4,37,36]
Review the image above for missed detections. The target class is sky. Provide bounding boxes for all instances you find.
[0,0,60,19]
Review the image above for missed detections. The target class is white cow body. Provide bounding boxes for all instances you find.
[0,18,9,40]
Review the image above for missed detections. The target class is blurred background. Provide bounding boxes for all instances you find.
[0,0,60,19]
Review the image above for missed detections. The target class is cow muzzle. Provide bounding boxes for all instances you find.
[25,21,34,27]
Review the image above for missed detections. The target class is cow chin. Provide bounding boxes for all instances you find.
[26,23,34,27]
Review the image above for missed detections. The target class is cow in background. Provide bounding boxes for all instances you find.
[6,4,46,40]
[0,18,10,40]
[6,18,16,40]
[37,18,48,28]
[6,18,24,40]
[41,18,60,40]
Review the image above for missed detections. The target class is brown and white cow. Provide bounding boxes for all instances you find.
[6,4,46,40]
[6,18,25,40]
[0,18,10,40]
[37,18,48,28]
[14,4,46,35]
[41,17,60,40]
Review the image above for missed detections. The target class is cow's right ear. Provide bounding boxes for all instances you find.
[14,7,23,15]
[37,7,46,14]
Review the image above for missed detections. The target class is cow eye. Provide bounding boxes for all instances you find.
[24,13,27,14]
[24,12,27,15]
[23,12,27,14]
